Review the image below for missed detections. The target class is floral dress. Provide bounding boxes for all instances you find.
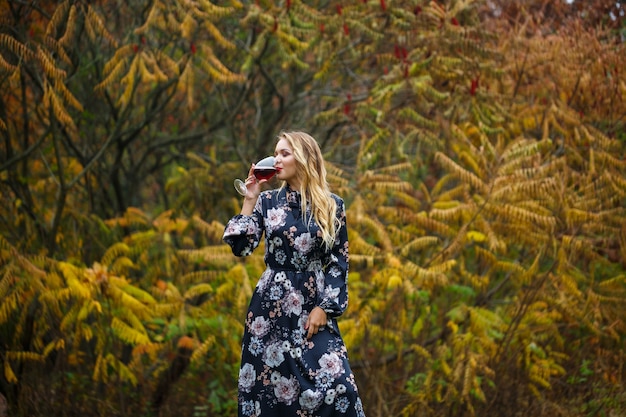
[223,186,366,417]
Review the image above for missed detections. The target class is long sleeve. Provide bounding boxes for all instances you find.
[223,197,264,256]
[317,197,349,318]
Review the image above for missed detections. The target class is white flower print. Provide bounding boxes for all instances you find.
[336,383,347,394]
[318,352,344,378]
[290,251,308,270]
[249,316,270,338]
[269,284,284,300]
[274,375,300,405]
[356,397,366,417]
[307,259,322,272]
[289,346,302,359]
[256,269,273,293]
[274,271,286,282]
[271,371,281,384]
[324,388,336,405]
[248,336,264,356]
[293,233,315,253]
[275,249,287,265]
[263,342,286,368]
[335,396,350,413]
[299,389,323,411]
[269,236,283,253]
[266,207,287,232]
[329,263,343,278]
[239,363,256,393]
[246,221,258,235]
[223,223,239,236]
[315,371,335,389]
[324,285,341,304]
[282,290,304,316]
[316,270,326,289]
[291,328,305,346]
[298,314,308,331]
[240,399,255,416]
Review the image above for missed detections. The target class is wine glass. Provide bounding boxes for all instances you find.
[234,156,277,196]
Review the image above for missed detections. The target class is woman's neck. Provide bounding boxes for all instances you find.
[287,181,300,190]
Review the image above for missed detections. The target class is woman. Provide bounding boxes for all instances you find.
[223,131,366,417]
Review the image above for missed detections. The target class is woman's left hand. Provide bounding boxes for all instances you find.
[305,307,327,339]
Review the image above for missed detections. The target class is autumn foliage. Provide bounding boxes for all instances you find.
[1,0,625,416]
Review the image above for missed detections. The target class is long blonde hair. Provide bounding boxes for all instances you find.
[277,131,339,250]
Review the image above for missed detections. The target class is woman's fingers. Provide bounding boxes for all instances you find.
[305,307,328,339]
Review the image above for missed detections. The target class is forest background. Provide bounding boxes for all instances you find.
[1,0,625,416]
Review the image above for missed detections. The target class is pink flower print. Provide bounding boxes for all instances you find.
[266,208,287,232]
[299,389,323,411]
[293,232,315,253]
[249,316,270,338]
[263,342,286,368]
[282,290,304,316]
[239,363,256,393]
[274,375,300,405]
[318,352,344,378]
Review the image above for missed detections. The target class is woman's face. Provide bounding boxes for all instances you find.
[274,138,299,188]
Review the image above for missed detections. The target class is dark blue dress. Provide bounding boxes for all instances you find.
[223,186,365,417]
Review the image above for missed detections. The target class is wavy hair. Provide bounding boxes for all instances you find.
[277,131,339,250]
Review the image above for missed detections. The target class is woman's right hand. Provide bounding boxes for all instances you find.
[243,164,263,200]
[240,164,268,215]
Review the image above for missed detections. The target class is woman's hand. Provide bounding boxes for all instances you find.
[243,164,264,200]
[240,164,268,215]
[305,306,328,339]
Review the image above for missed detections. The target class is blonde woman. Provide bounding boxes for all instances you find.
[223,131,365,417]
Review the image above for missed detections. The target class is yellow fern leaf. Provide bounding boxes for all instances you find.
[118,57,139,108]
[95,57,128,93]
[400,236,440,257]
[5,351,44,362]
[411,343,432,360]
[45,0,71,37]
[117,359,139,385]
[0,33,33,60]
[184,283,213,301]
[101,242,130,267]
[86,5,117,46]
[191,335,216,363]
[178,59,195,109]
[179,270,219,285]
[203,20,236,49]
[93,353,105,382]
[44,82,75,129]
[181,12,197,40]
[44,36,72,67]
[37,46,66,80]
[59,4,77,46]
[60,263,91,299]
[436,153,487,193]
[137,55,157,84]
[196,51,244,84]
[4,361,18,383]
[111,317,150,345]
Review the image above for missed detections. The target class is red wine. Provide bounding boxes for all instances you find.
[254,168,276,180]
